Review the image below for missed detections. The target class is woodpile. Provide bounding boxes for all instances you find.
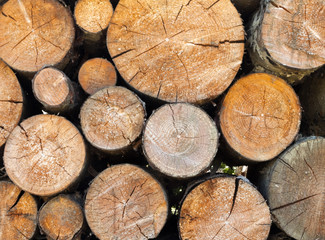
[0,0,324,239]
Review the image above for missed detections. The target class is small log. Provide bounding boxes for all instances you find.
[247,0,325,84]
[179,175,271,239]
[78,58,117,95]
[0,181,38,240]
[258,136,325,240]
[4,114,87,196]
[143,103,219,178]
[85,164,168,240]
[219,73,301,162]
[80,86,145,153]
[32,67,78,113]
[0,60,23,148]
[107,0,244,104]
[0,0,75,74]
[38,194,84,240]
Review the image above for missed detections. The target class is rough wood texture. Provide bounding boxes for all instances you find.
[143,103,219,178]
[80,86,145,153]
[220,73,301,162]
[248,0,325,84]
[78,58,117,95]
[0,60,23,147]
[32,67,77,113]
[4,114,86,196]
[0,181,38,240]
[179,175,271,240]
[85,164,168,240]
[107,0,244,104]
[258,137,325,240]
[0,0,75,73]
[39,194,83,240]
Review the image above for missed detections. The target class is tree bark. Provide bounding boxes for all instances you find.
[0,181,38,240]
[247,0,325,84]
[219,73,301,162]
[38,194,84,240]
[258,136,325,240]
[3,114,87,196]
[0,60,23,148]
[179,175,271,240]
[80,86,145,154]
[107,0,244,104]
[78,58,117,95]
[143,103,219,178]
[85,164,168,240]
[0,0,75,74]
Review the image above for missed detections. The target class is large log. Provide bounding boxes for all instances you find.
[258,136,325,240]
[0,0,75,74]
[219,73,301,162]
[143,103,219,178]
[85,164,168,240]
[4,114,87,196]
[179,175,271,239]
[247,0,325,84]
[107,0,244,104]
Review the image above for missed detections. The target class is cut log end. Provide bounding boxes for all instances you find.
[107,0,244,104]
[39,195,84,240]
[4,114,86,196]
[143,103,219,178]
[85,164,168,240]
[220,73,301,162]
[78,58,117,95]
[0,0,75,73]
[0,181,38,240]
[80,86,145,153]
[179,176,271,240]
[0,60,23,147]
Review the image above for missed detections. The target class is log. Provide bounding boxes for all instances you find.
[38,194,84,240]
[78,58,117,95]
[84,164,168,240]
[258,136,325,240]
[80,86,145,153]
[0,181,38,240]
[3,114,87,196]
[0,60,23,148]
[32,67,78,113]
[219,73,301,162]
[107,0,244,104]
[247,0,325,84]
[143,103,219,178]
[179,175,271,239]
[0,0,75,74]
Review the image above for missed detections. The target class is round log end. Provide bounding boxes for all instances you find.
[220,73,301,162]
[85,164,168,240]
[4,114,86,196]
[143,103,219,178]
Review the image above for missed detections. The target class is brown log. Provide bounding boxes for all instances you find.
[0,60,23,148]
[143,103,219,178]
[39,194,84,240]
[247,0,325,84]
[0,0,75,74]
[4,114,87,196]
[78,58,117,95]
[219,73,301,162]
[0,181,38,240]
[258,136,325,240]
[107,0,244,104]
[85,164,168,240]
[179,175,271,240]
[32,67,78,113]
[80,86,145,153]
